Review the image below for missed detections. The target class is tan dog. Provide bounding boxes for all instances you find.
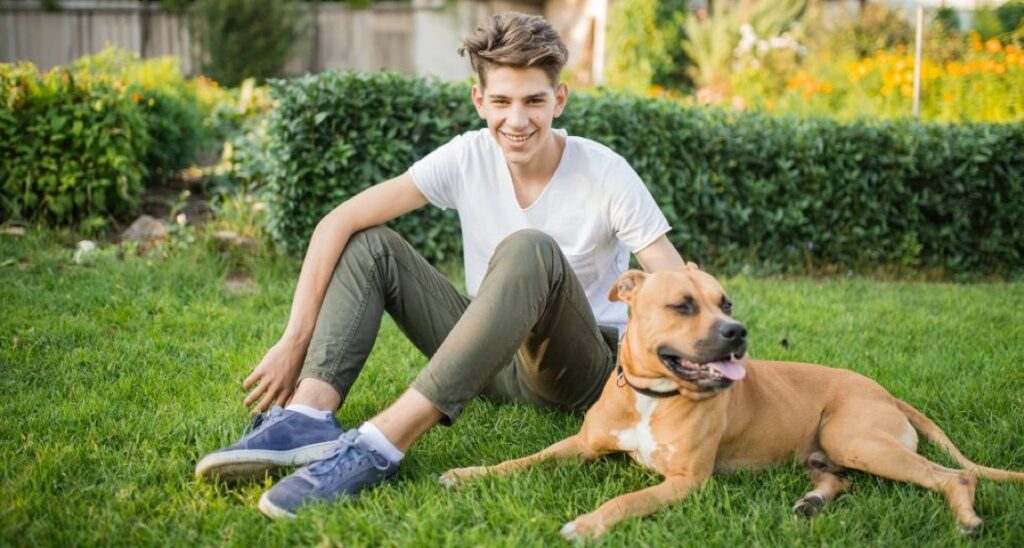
[440,264,1024,539]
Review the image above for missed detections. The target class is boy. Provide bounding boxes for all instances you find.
[195,12,685,519]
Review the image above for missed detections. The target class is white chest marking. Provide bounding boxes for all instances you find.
[612,393,661,467]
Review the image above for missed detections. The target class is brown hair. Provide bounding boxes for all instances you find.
[458,12,569,87]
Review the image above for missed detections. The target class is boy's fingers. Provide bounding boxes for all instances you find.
[254,392,275,415]
[244,383,267,407]
[243,370,259,390]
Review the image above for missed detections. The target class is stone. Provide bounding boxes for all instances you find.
[121,215,168,243]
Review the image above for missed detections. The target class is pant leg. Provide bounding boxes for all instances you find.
[411,229,615,421]
[299,226,470,404]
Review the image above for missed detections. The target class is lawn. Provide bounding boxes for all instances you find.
[2,231,1023,546]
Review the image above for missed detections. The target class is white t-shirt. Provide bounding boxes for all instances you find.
[409,128,670,332]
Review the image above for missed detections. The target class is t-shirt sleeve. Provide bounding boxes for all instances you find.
[607,158,671,252]
[408,135,464,210]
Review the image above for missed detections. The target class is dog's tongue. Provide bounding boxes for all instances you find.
[707,359,746,381]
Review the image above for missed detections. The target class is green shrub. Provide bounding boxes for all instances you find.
[0,63,151,227]
[254,71,1024,278]
[605,0,692,95]
[189,0,309,87]
[71,47,207,182]
[259,72,480,261]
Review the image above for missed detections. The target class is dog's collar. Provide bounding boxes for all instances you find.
[616,364,680,399]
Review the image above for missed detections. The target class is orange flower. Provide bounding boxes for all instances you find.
[985,39,1002,54]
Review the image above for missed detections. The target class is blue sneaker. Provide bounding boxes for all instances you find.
[195,406,343,480]
[257,429,399,519]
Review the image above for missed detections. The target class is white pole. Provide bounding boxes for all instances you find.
[912,4,924,119]
[592,0,607,86]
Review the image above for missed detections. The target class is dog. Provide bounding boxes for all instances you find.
[439,263,1024,539]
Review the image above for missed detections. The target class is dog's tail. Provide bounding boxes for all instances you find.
[897,399,1024,482]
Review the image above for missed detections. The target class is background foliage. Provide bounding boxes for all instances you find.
[0,49,221,229]
[0,62,151,228]
[252,71,1023,278]
[189,0,310,88]
[605,0,693,95]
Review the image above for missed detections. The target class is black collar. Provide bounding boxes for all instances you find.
[616,364,680,399]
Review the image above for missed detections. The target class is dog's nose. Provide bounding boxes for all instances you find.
[718,321,747,342]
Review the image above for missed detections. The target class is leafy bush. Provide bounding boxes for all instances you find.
[71,47,208,182]
[254,71,1024,278]
[0,63,151,227]
[189,0,309,87]
[258,72,480,261]
[605,0,692,95]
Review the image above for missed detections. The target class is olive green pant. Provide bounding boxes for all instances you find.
[298,226,617,423]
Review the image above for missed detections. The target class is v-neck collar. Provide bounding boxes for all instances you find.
[492,130,572,212]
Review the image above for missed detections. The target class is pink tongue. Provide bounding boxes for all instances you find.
[707,360,746,381]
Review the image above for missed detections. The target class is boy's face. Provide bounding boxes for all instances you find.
[471,66,568,167]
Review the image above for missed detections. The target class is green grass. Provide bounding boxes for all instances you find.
[2,231,1023,546]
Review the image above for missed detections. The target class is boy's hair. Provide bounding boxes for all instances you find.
[459,12,569,87]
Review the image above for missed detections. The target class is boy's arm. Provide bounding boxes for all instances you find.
[243,173,428,412]
[634,235,685,273]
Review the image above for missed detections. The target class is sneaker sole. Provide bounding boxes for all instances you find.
[258,492,297,519]
[194,442,338,480]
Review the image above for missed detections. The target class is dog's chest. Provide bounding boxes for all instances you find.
[610,394,673,469]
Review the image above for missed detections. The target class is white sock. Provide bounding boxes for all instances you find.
[285,403,334,420]
[357,421,405,464]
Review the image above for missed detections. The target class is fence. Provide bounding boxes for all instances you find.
[1,0,543,80]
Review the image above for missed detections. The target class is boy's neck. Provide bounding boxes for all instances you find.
[507,132,566,191]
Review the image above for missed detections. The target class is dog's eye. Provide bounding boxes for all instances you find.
[670,297,697,316]
[721,298,733,315]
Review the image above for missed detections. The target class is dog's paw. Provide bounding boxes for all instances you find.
[560,520,584,541]
[560,515,604,541]
[792,494,825,518]
[958,517,984,538]
[438,466,487,488]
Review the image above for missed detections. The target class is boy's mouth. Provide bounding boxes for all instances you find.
[500,130,537,145]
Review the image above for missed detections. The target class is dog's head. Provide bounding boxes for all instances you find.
[610,263,747,393]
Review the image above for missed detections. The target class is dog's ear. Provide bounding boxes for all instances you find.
[682,261,701,272]
[609,270,647,304]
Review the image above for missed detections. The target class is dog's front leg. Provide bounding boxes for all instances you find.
[440,434,603,487]
[561,474,704,540]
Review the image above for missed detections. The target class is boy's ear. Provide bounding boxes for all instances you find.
[609,270,646,305]
[471,84,486,119]
[553,82,569,118]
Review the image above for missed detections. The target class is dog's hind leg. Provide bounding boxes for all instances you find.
[820,407,983,535]
[793,451,851,518]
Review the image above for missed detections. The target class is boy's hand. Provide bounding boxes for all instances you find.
[243,339,304,414]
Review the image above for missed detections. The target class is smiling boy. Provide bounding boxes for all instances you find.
[195,12,684,518]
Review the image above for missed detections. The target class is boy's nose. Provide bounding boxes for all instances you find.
[507,105,529,128]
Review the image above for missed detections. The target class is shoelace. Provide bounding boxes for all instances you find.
[241,406,285,440]
[308,433,391,476]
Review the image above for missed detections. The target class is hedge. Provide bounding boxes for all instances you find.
[256,71,1024,277]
